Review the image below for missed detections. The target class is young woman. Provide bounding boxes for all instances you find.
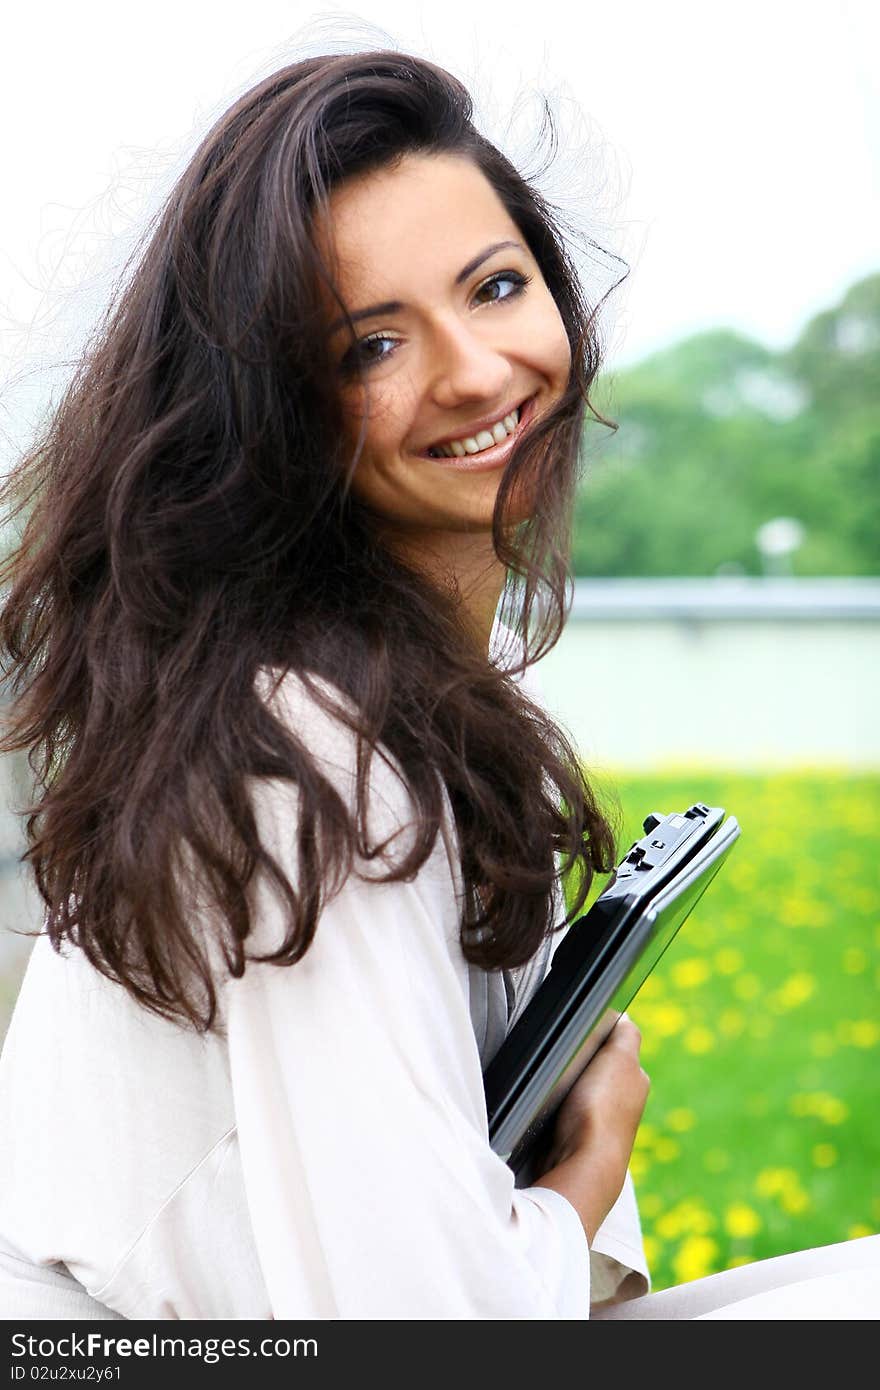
[2,50,876,1322]
[0,50,650,1319]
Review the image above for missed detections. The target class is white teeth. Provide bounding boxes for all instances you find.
[432,406,521,459]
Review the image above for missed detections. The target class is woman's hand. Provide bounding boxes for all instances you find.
[531,1016,650,1244]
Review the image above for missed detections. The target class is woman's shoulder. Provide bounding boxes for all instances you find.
[254,665,416,828]
[488,615,551,707]
[256,665,364,761]
[255,664,415,778]
[256,614,544,743]
[252,665,462,907]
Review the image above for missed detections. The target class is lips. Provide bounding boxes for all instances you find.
[418,394,538,473]
[417,394,536,462]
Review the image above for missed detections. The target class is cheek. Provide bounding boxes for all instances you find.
[342,392,413,516]
[341,383,412,463]
[556,318,573,379]
[534,304,572,385]
[517,281,572,384]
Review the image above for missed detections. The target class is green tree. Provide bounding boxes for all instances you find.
[575,273,880,577]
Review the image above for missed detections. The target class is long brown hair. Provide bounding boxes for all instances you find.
[0,51,624,1031]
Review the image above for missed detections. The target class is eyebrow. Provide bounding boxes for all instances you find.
[328,240,525,334]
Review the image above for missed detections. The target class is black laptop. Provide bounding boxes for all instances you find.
[483,802,741,1186]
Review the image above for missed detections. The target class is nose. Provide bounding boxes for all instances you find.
[427,314,514,410]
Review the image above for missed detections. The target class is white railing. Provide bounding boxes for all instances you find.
[567,577,880,621]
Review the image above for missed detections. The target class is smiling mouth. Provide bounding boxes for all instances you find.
[421,396,534,461]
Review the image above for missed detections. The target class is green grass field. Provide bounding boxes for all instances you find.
[566,769,879,1291]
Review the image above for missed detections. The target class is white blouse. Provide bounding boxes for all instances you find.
[0,622,648,1319]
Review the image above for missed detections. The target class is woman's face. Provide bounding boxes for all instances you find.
[318,153,572,547]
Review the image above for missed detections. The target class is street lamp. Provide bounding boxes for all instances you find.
[755,517,805,576]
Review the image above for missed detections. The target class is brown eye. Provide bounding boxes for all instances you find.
[473,270,531,305]
[340,332,401,375]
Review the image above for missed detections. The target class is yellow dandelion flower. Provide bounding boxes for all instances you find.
[671,958,711,990]
[755,1167,799,1198]
[718,1008,746,1038]
[639,974,664,999]
[650,1003,688,1037]
[704,1149,729,1173]
[780,1187,811,1215]
[730,863,758,890]
[727,1255,753,1269]
[843,948,868,975]
[672,1236,720,1284]
[820,1095,849,1124]
[778,896,819,928]
[755,1167,811,1215]
[842,803,879,832]
[714,948,744,975]
[789,1092,849,1125]
[684,1025,715,1054]
[657,1202,714,1240]
[629,1152,650,1181]
[656,1209,684,1240]
[734,973,761,1001]
[848,1224,875,1240]
[769,972,816,1012]
[654,1137,681,1163]
[634,1123,658,1149]
[812,1144,838,1168]
[724,1203,762,1239]
[666,1107,697,1133]
[680,1202,715,1236]
[850,1020,880,1048]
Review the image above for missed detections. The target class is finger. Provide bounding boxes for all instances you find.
[610,1015,642,1049]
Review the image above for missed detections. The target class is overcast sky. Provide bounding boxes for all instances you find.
[2,0,878,396]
